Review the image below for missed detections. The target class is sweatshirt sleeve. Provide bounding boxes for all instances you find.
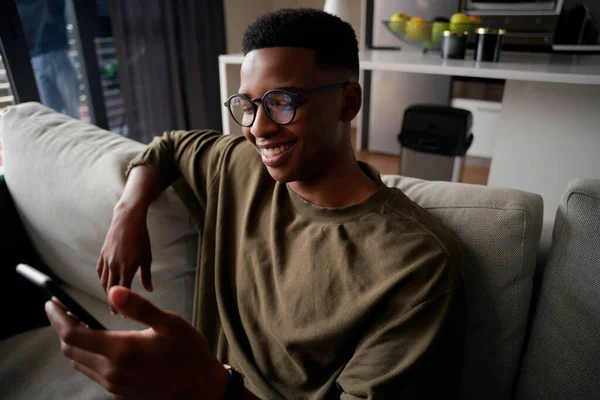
[126,130,240,204]
[336,257,467,400]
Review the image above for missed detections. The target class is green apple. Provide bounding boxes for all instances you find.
[450,14,472,35]
[450,13,471,24]
[431,21,449,45]
[389,12,410,35]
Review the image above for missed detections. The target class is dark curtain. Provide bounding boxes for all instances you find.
[108,0,226,143]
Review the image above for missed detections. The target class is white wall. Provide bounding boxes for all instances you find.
[488,81,600,222]
[224,0,363,54]
[224,0,273,54]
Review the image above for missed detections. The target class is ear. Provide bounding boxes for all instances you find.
[340,82,362,122]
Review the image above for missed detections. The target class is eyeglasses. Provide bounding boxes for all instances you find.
[223,81,349,127]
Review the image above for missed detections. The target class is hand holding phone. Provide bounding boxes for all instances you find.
[16,264,106,330]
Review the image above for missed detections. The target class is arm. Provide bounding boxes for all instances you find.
[98,130,226,302]
[115,165,163,215]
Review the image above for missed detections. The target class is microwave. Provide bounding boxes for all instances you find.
[463,0,563,15]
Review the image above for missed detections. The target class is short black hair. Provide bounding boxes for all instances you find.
[242,8,359,79]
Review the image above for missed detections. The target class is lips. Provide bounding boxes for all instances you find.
[257,140,297,167]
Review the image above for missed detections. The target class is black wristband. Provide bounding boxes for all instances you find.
[222,364,244,400]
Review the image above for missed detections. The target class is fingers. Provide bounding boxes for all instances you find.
[72,361,128,397]
[108,287,180,335]
[96,258,104,281]
[108,271,122,315]
[140,260,153,292]
[100,262,109,294]
[62,343,108,375]
[45,301,111,355]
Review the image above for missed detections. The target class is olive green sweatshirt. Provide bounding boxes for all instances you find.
[127,130,466,400]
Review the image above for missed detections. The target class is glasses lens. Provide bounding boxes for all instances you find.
[229,95,255,127]
[264,91,295,124]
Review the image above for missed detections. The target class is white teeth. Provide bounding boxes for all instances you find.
[261,143,293,158]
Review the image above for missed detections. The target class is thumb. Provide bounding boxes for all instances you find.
[108,286,177,335]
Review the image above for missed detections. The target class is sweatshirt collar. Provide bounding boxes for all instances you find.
[286,162,392,223]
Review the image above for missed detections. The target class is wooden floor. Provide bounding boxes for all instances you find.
[352,131,490,186]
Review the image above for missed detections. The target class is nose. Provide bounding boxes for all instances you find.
[250,103,278,139]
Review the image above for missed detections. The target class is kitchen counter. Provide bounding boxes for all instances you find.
[218,50,600,85]
[359,50,600,85]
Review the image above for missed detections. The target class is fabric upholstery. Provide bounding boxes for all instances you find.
[0,103,198,323]
[0,327,109,400]
[382,175,543,400]
[516,179,600,400]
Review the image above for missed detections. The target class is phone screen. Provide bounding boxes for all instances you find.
[16,264,107,330]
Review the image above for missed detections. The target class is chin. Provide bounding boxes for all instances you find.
[265,166,298,183]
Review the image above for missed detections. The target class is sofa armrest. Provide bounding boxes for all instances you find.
[0,175,52,340]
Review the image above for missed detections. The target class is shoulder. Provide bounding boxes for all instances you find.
[200,133,270,189]
[376,187,465,288]
[218,134,264,172]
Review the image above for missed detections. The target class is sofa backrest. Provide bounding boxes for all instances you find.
[0,103,198,323]
[516,178,600,399]
[382,175,543,400]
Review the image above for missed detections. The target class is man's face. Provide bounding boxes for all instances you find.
[238,47,350,183]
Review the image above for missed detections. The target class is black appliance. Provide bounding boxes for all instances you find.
[464,0,562,14]
[461,0,600,52]
[462,0,562,51]
[553,2,600,51]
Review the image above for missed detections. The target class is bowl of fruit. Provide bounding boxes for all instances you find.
[384,12,481,52]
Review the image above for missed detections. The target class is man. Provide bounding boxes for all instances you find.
[45,8,466,399]
[16,0,80,119]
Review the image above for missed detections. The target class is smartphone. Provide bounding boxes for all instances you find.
[16,263,106,330]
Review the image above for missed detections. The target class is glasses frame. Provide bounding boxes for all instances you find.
[224,81,349,127]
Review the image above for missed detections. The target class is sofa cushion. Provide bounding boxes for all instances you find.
[382,175,543,400]
[0,102,198,323]
[516,179,600,399]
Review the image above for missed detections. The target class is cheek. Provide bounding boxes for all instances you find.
[296,102,336,133]
[242,129,255,144]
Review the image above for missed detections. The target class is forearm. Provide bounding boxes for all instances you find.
[115,165,163,214]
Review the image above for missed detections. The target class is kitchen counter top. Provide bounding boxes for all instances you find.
[360,50,600,85]
[219,51,600,85]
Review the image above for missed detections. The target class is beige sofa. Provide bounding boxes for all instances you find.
[0,103,598,399]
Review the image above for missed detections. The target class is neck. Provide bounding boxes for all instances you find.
[288,141,379,208]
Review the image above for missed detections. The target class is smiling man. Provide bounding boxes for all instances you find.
[45,8,467,400]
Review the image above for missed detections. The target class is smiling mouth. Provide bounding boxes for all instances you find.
[258,140,297,167]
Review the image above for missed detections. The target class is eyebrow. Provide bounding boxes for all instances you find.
[238,86,304,98]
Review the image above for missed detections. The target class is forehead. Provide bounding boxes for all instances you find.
[239,47,330,95]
